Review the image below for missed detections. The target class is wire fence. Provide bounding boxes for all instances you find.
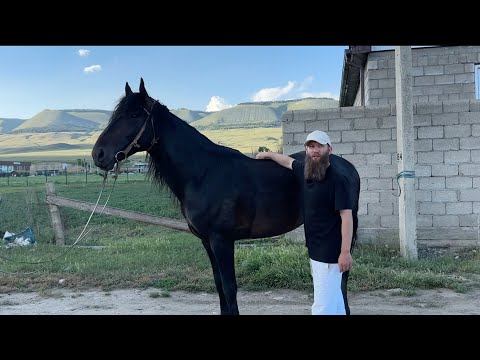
[0,171,148,187]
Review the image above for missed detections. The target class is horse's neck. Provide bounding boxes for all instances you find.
[148,111,210,199]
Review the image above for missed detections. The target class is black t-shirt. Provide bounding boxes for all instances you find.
[292,159,352,263]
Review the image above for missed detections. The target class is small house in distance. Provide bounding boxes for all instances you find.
[0,160,32,176]
[133,162,148,173]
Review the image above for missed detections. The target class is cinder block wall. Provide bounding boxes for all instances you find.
[354,46,480,106]
[283,99,480,248]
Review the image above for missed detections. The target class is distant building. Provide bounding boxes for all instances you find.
[133,162,148,173]
[30,162,79,176]
[0,161,32,175]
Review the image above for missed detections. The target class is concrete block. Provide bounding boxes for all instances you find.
[443,100,470,113]
[366,128,393,142]
[293,109,317,121]
[446,201,473,214]
[460,163,480,176]
[315,108,341,120]
[416,102,443,114]
[444,150,470,164]
[418,177,446,190]
[419,202,445,215]
[433,138,459,151]
[365,105,391,117]
[444,125,471,138]
[354,117,379,130]
[460,137,480,150]
[340,106,365,119]
[446,177,472,189]
[433,215,459,227]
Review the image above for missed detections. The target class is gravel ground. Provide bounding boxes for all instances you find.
[1,286,479,315]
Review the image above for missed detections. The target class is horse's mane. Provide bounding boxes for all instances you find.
[163,105,244,157]
[144,98,243,187]
[145,153,181,209]
[142,98,241,209]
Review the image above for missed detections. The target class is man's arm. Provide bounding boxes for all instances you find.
[255,151,294,170]
[338,209,353,272]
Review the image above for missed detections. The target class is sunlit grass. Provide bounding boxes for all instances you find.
[1,175,480,296]
[201,127,283,154]
[1,223,479,294]
[0,127,282,162]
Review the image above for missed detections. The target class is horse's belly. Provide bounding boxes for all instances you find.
[250,212,302,238]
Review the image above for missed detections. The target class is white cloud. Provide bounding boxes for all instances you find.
[83,65,102,74]
[78,49,90,57]
[251,81,295,102]
[250,77,338,103]
[206,96,233,112]
[298,76,314,91]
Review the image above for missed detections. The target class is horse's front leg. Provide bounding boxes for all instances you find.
[200,238,229,314]
[209,233,238,315]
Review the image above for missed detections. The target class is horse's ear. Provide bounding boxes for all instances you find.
[125,82,133,96]
[139,78,148,98]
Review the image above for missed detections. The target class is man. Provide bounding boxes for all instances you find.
[256,130,353,315]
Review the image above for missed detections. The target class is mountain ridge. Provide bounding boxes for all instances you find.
[1,97,337,134]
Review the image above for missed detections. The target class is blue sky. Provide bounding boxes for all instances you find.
[0,46,347,119]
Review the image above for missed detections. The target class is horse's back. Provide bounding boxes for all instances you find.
[183,149,359,241]
[235,151,360,239]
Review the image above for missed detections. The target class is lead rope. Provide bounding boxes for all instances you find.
[1,101,158,274]
[0,168,119,275]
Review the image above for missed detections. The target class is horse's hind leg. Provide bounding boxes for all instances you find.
[342,232,357,315]
[201,239,229,314]
[209,233,239,315]
[341,270,350,315]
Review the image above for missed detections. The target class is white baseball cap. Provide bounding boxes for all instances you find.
[304,130,331,146]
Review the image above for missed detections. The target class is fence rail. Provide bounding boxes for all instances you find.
[45,182,190,245]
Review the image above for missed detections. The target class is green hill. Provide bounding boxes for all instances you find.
[190,97,338,130]
[190,104,280,130]
[286,98,339,110]
[2,98,338,134]
[238,97,338,110]
[66,110,112,129]
[171,108,211,123]
[0,118,26,133]
[12,110,100,133]
[0,97,338,160]
[0,142,93,155]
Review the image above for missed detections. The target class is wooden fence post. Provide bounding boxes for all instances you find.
[46,182,65,245]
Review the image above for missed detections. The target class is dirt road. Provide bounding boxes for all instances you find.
[1,287,479,315]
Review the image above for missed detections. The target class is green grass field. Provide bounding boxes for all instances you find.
[0,127,283,162]
[1,179,479,294]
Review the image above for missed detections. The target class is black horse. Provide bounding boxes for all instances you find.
[92,78,360,315]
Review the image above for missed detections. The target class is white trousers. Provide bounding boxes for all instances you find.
[309,258,346,315]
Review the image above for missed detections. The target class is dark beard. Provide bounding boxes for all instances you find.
[304,152,329,181]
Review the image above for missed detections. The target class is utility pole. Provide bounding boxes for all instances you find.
[395,46,418,259]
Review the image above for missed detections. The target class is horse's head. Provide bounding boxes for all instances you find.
[92,78,158,171]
